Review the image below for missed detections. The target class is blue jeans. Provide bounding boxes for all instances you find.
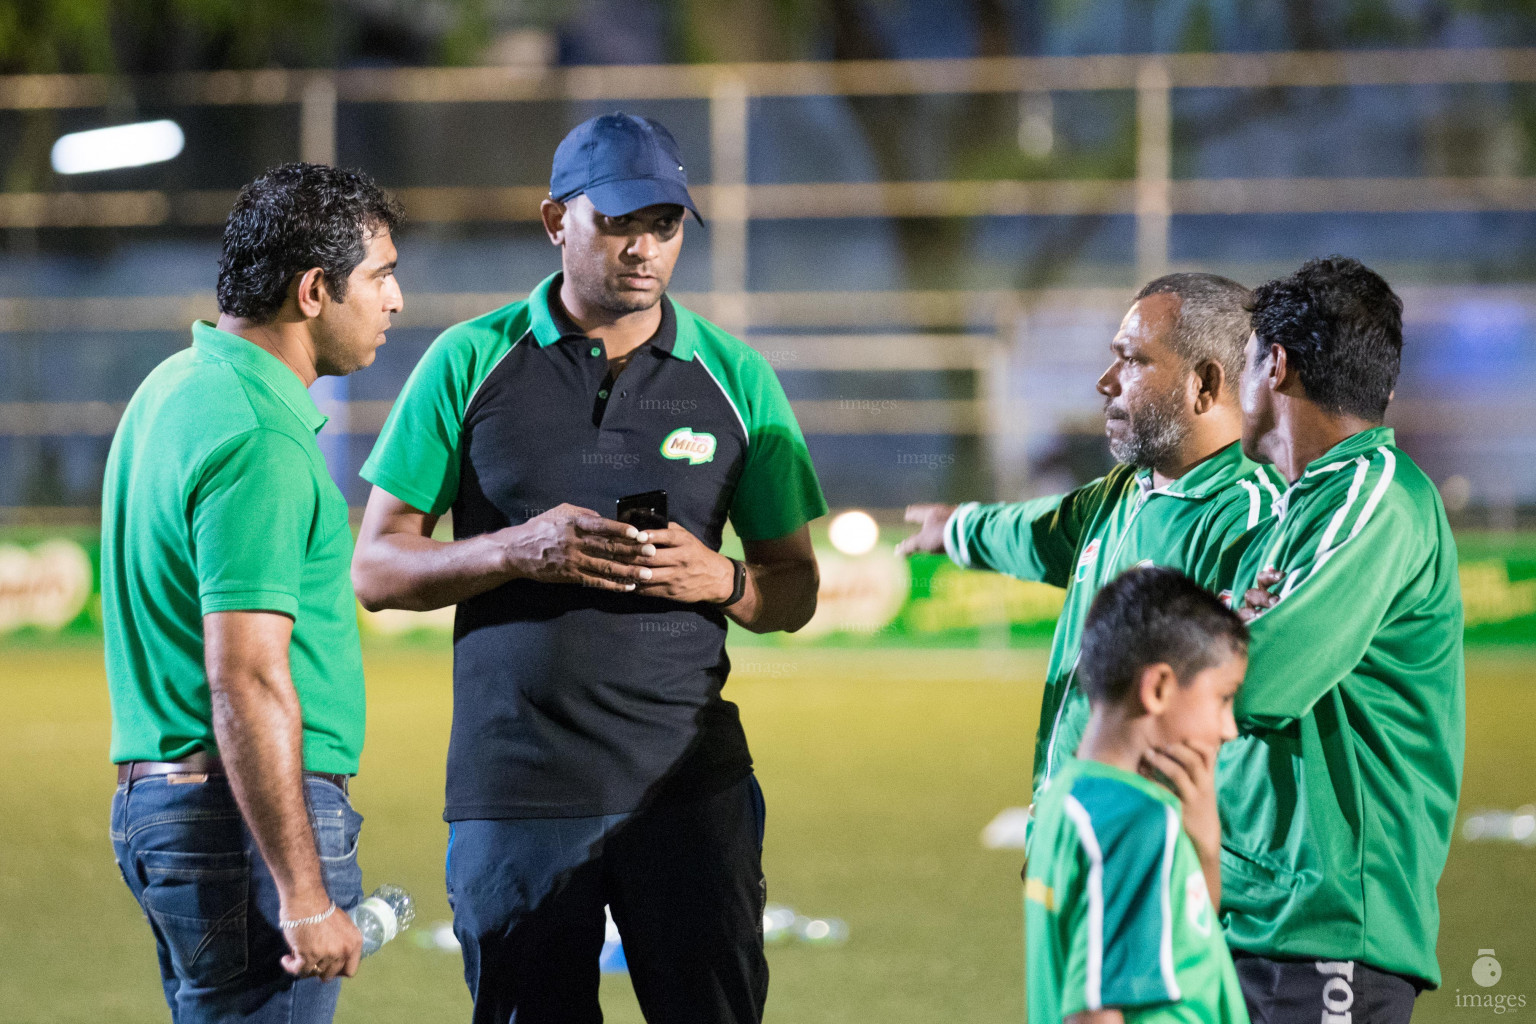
[447,773,768,1024]
[111,773,364,1024]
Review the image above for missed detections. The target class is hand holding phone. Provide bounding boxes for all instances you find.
[616,490,669,532]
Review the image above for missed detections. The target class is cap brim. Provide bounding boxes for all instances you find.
[584,178,703,224]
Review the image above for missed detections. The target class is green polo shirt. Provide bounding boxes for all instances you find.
[101,321,366,774]
[359,273,827,818]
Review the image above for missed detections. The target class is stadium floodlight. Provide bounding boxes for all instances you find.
[50,120,185,175]
[828,510,879,556]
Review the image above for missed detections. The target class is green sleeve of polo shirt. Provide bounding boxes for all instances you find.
[721,353,828,542]
[946,473,1120,586]
[192,429,317,618]
[361,307,527,516]
[1237,455,1420,729]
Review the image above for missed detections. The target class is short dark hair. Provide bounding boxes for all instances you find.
[1134,272,1253,388]
[1078,566,1248,708]
[216,163,403,324]
[1247,256,1403,422]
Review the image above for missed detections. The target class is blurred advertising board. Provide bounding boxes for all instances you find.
[1455,532,1536,644]
[0,527,99,640]
[2,527,1533,646]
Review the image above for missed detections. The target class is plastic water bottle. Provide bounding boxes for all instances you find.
[350,884,415,957]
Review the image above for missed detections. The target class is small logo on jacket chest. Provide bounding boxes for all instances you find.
[661,428,716,465]
[1074,539,1101,583]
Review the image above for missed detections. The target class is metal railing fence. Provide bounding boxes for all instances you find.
[4,46,1536,513]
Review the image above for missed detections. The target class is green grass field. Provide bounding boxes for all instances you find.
[1,644,1531,1023]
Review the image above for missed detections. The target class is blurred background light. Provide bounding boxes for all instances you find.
[828,510,880,555]
[50,120,185,175]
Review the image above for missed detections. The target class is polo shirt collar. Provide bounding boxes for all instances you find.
[191,321,329,434]
[1134,439,1254,500]
[528,272,688,358]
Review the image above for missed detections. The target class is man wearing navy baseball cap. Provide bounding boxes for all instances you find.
[353,113,827,1023]
[549,111,704,224]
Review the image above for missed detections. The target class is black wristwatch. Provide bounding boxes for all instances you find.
[717,557,748,607]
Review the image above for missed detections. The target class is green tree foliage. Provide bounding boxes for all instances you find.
[0,0,498,75]
[0,0,116,74]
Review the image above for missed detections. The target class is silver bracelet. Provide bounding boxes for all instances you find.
[280,902,337,930]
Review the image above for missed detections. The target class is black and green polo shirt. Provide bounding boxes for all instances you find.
[361,272,827,819]
[102,321,366,774]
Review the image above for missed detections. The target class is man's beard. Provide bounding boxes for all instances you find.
[1106,385,1190,469]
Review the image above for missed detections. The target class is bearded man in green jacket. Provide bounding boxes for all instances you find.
[1218,256,1465,1023]
[901,273,1283,815]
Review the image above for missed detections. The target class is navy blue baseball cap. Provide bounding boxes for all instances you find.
[549,112,702,222]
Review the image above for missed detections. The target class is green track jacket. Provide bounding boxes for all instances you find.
[1215,427,1465,987]
[945,441,1283,804]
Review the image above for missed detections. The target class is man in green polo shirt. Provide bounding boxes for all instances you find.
[899,273,1283,814]
[1216,257,1464,1022]
[102,163,402,1024]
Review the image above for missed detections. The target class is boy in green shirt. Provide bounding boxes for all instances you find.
[1027,566,1251,1024]
[1218,257,1464,1022]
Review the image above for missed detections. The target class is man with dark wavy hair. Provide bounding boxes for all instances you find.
[1217,256,1464,1024]
[102,163,402,1023]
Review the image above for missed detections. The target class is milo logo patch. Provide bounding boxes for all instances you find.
[661,427,717,465]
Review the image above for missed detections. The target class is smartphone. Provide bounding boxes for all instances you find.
[616,489,668,531]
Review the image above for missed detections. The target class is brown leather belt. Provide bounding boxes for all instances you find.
[116,751,350,794]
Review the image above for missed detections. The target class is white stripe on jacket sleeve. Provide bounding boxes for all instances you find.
[944,502,980,569]
[1159,805,1183,1001]
[1278,449,1396,601]
[1062,795,1105,1010]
